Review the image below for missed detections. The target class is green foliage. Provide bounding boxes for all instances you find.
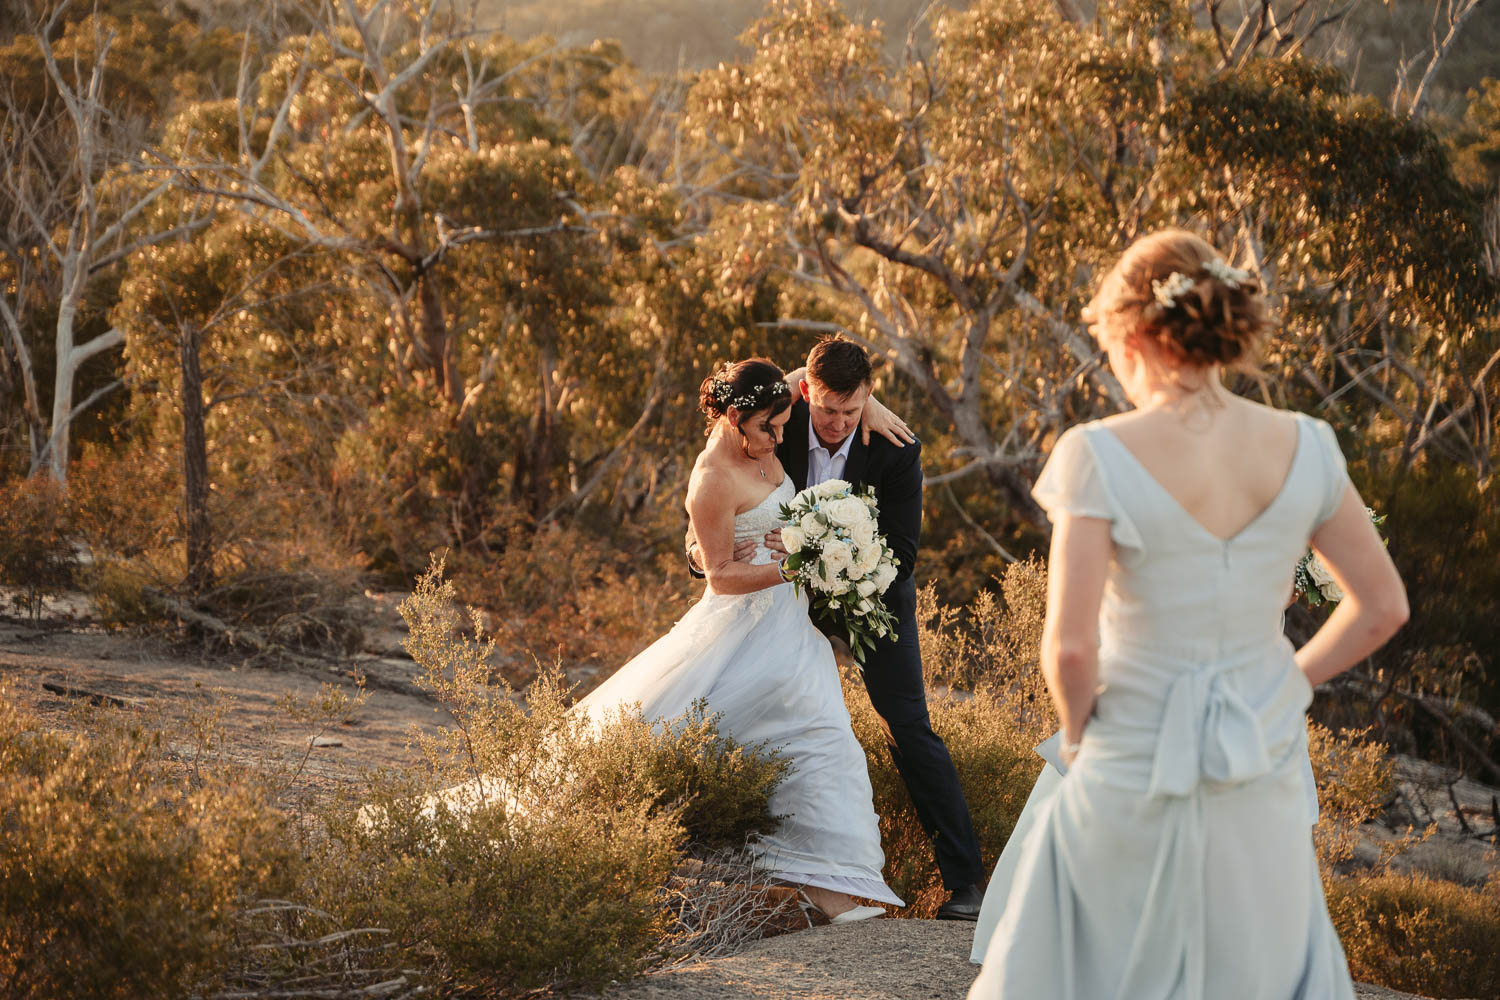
[0,689,295,1000]
[0,475,74,620]
[1449,76,1500,189]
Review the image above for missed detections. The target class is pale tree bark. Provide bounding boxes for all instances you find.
[0,3,199,484]
[1391,0,1492,118]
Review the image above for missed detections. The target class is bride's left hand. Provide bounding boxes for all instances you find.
[861,394,915,447]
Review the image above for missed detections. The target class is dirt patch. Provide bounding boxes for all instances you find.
[604,919,1446,1000]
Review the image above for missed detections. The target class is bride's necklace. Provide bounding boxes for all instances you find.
[741,445,772,480]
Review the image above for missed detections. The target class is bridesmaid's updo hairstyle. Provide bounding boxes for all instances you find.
[1089,229,1269,371]
[698,358,792,436]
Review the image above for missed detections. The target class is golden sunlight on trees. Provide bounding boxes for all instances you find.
[1,1,1499,993]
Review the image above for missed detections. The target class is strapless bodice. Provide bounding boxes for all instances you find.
[734,478,794,566]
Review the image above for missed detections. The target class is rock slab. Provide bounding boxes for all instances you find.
[605,919,1437,1000]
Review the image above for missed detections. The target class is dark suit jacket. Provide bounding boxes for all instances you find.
[778,399,923,635]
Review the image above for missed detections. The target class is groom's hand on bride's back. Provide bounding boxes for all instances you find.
[685,536,762,575]
[761,529,787,558]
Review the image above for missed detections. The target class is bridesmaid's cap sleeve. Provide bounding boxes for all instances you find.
[1033,426,1113,522]
[1304,415,1351,527]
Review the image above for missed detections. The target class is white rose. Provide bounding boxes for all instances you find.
[824,496,868,528]
[873,561,898,593]
[854,543,882,575]
[813,478,850,500]
[780,525,807,553]
[855,597,874,615]
[799,511,829,541]
[829,576,852,595]
[856,579,877,597]
[849,519,876,548]
[1322,580,1345,602]
[861,492,878,510]
[1307,555,1335,587]
[821,540,854,576]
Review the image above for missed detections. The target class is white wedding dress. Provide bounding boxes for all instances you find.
[968,413,1357,999]
[574,476,903,906]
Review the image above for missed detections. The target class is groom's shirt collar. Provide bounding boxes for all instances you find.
[807,413,855,486]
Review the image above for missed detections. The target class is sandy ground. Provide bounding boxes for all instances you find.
[604,919,1454,1000]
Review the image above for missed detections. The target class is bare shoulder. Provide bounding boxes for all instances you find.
[688,454,741,510]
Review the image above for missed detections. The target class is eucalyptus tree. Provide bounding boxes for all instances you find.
[684,0,1499,522]
[138,1,745,571]
[0,3,217,484]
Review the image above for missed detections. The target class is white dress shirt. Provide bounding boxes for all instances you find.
[807,414,855,487]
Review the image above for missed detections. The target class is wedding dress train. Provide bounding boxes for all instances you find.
[574,477,902,906]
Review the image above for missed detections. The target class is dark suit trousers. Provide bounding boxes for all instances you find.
[851,578,985,890]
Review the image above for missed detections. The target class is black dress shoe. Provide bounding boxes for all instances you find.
[936,883,984,921]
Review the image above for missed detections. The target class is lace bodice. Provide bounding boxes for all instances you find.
[734,478,795,566]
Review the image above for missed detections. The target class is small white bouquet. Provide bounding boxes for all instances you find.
[778,479,900,664]
[1294,506,1387,606]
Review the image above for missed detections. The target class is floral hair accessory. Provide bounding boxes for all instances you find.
[712,376,790,413]
[1151,272,1196,309]
[1204,258,1254,288]
[1151,258,1256,310]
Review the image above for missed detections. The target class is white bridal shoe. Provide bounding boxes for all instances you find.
[830,905,887,923]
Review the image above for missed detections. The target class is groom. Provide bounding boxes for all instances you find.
[693,336,986,919]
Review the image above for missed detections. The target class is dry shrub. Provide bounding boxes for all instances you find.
[1308,722,1500,997]
[298,559,788,995]
[1328,872,1500,998]
[0,475,75,620]
[1307,721,1402,871]
[208,901,426,1000]
[71,445,367,656]
[656,850,813,966]
[69,443,177,561]
[845,668,1047,916]
[452,515,695,686]
[919,557,1050,705]
[0,689,295,1000]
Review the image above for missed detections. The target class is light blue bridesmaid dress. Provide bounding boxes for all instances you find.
[968,414,1357,1000]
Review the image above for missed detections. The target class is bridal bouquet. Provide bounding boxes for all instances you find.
[778,479,900,664]
[1294,506,1387,606]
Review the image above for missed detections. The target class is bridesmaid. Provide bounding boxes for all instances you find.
[968,230,1408,999]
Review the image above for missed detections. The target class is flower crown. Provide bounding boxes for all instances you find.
[1151,258,1255,310]
[711,374,790,413]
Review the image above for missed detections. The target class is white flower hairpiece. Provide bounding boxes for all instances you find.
[1204,258,1254,288]
[1151,272,1196,309]
[712,377,790,412]
[1151,259,1256,310]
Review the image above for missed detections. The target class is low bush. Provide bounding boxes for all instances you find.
[0,475,75,620]
[1328,871,1500,998]
[451,515,695,689]
[845,669,1048,916]
[294,559,789,994]
[0,690,296,1000]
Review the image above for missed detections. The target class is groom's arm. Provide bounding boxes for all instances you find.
[685,524,759,577]
[877,438,923,583]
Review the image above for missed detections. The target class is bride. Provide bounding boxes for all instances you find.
[571,357,902,921]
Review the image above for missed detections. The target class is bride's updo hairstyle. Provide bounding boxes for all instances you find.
[697,358,793,436]
[1089,229,1269,371]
